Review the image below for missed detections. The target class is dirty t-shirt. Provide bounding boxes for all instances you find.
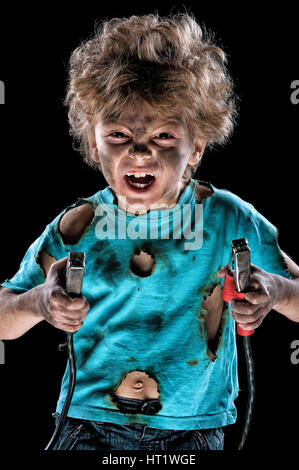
[1,179,290,430]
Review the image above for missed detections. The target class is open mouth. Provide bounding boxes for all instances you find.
[124,172,156,190]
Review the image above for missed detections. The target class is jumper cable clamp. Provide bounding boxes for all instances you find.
[45,252,85,450]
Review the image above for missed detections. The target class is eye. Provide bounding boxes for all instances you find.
[106,131,130,143]
[154,132,174,140]
[110,131,129,138]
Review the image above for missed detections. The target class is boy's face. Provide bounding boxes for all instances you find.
[90,109,206,214]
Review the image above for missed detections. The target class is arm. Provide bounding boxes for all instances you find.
[0,250,58,340]
[217,250,299,330]
[0,255,89,340]
[0,286,45,339]
[0,203,93,340]
[272,250,299,322]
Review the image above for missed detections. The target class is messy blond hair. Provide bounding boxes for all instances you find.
[64,12,238,178]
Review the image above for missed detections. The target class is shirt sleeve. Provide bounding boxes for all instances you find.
[0,225,53,293]
[238,202,291,280]
[0,197,94,294]
[0,212,68,294]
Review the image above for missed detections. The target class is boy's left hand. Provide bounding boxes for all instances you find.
[217,263,282,331]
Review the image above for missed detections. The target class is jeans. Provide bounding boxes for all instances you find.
[51,412,224,450]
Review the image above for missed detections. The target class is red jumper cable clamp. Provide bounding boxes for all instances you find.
[222,238,255,450]
[222,238,254,336]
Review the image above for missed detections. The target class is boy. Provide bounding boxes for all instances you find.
[1,13,299,451]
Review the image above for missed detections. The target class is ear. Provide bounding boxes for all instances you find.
[188,138,206,166]
[88,129,101,163]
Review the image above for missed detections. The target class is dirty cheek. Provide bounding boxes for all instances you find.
[160,148,189,173]
[98,149,119,188]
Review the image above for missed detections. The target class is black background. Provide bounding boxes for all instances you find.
[0,0,298,461]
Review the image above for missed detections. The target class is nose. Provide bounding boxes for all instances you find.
[129,154,151,161]
[128,143,152,161]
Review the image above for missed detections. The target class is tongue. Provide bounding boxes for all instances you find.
[129,175,153,184]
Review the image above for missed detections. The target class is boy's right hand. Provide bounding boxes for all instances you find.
[36,257,90,333]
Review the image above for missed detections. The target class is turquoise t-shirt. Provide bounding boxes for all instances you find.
[1,179,290,430]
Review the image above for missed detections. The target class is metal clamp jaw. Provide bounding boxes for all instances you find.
[223,238,254,337]
[231,238,251,293]
[65,252,85,298]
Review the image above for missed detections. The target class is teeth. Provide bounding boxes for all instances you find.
[130,183,150,188]
[126,172,154,177]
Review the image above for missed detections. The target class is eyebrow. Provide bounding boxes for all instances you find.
[103,115,183,128]
[163,119,182,127]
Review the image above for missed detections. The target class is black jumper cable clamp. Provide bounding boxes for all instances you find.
[222,238,255,450]
[45,252,85,451]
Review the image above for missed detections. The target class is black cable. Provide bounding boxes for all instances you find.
[44,332,76,450]
[238,335,255,450]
